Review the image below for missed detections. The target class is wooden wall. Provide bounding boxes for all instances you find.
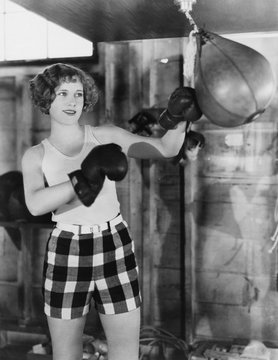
[100,34,278,344]
[101,38,186,335]
[191,35,278,344]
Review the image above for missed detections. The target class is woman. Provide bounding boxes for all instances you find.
[22,63,198,360]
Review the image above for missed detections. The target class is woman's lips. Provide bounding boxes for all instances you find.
[63,110,77,115]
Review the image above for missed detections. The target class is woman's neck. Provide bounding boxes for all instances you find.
[48,122,86,156]
[49,122,84,143]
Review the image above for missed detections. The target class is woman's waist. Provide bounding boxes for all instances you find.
[52,200,120,225]
[55,213,124,234]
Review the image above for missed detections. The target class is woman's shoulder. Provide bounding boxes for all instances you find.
[22,143,44,165]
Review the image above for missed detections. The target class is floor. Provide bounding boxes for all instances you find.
[0,344,31,360]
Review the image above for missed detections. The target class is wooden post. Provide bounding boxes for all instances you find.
[20,224,33,325]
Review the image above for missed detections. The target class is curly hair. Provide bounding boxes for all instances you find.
[29,63,99,114]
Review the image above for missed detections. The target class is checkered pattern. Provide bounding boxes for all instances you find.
[42,219,141,319]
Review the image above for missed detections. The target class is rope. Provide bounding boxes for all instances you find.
[183,30,198,84]
[175,1,199,85]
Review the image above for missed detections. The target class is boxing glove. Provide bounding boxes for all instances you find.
[185,130,205,150]
[172,130,205,165]
[68,168,105,207]
[82,143,128,182]
[159,87,202,130]
[69,143,128,207]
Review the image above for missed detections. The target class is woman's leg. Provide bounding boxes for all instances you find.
[99,307,141,360]
[47,315,87,360]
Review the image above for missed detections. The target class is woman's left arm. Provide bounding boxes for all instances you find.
[94,122,187,159]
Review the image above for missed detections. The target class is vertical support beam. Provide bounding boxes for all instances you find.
[141,40,155,325]
[128,41,144,283]
[19,225,33,325]
[16,75,34,170]
[182,36,197,344]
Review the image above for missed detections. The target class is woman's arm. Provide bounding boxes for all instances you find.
[22,145,76,216]
[93,121,186,159]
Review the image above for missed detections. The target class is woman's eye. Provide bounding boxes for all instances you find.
[76,92,84,98]
[57,91,67,96]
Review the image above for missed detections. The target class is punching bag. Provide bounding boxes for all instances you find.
[194,30,276,128]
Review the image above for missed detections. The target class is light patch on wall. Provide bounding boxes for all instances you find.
[225,133,244,147]
[0,0,93,61]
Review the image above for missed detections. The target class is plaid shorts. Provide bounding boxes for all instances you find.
[42,214,141,319]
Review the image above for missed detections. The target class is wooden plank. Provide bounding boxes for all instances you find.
[0,283,19,319]
[127,41,144,270]
[0,101,16,129]
[140,39,155,325]
[19,226,33,324]
[0,77,15,99]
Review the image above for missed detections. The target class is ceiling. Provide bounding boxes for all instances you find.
[10,0,278,43]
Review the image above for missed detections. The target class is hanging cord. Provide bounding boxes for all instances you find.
[269,196,278,253]
[173,1,199,165]
[183,30,198,85]
[174,0,199,84]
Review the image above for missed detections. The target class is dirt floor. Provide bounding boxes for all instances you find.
[0,344,31,360]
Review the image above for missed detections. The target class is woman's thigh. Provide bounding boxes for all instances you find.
[47,315,87,360]
[99,307,141,360]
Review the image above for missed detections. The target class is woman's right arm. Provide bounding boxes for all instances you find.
[22,145,76,216]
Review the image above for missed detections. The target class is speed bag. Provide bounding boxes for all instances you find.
[194,30,276,128]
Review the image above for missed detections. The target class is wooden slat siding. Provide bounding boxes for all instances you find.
[0,283,19,320]
[17,76,33,169]
[0,75,20,324]
[20,226,33,324]
[0,76,17,173]
[183,160,197,343]
[182,36,199,343]
[145,38,185,336]
[138,40,154,325]
[0,230,18,282]
[103,40,148,323]
[0,227,20,321]
[153,298,183,335]
[191,108,278,342]
[15,75,24,170]
[127,41,144,275]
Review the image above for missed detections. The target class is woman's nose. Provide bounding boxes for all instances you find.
[68,95,76,106]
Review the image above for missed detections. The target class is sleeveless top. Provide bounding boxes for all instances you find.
[41,125,120,225]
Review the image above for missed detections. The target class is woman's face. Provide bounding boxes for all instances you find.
[49,78,84,125]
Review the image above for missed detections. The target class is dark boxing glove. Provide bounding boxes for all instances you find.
[82,143,128,182]
[68,168,105,207]
[69,143,128,207]
[159,87,202,130]
[185,130,205,151]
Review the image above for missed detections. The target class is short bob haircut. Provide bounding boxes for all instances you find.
[29,63,98,114]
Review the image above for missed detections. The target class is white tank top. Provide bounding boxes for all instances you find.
[41,125,120,225]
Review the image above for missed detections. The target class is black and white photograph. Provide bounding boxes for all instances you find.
[0,1,278,359]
